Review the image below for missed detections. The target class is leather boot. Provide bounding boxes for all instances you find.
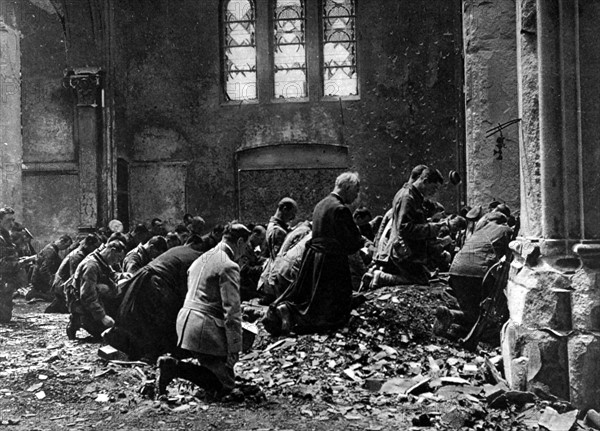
[66,314,81,340]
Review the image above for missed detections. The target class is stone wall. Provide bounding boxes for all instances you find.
[7,0,466,241]
[502,0,600,411]
[504,243,600,411]
[0,0,111,245]
[0,19,22,216]
[113,0,465,229]
[463,0,520,211]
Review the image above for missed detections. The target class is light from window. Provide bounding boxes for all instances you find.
[323,0,358,97]
[223,0,257,101]
[273,0,307,98]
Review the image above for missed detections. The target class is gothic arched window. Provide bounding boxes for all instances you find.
[220,0,359,102]
[322,0,357,97]
[222,0,257,101]
[273,0,307,99]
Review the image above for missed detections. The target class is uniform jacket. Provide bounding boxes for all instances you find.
[0,228,19,284]
[123,244,151,274]
[31,243,61,291]
[238,244,265,291]
[176,242,242,357]
[450,213,513,279]
[266,216,289,260]
[72,251,116,321]
[391,184,441,263]
[53,248,87,290]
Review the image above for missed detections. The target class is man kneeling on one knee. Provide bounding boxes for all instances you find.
[66,240,125,339]
[157,222,251,398]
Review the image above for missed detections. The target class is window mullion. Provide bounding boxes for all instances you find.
[306,0,321,101]
[256,0,272,102]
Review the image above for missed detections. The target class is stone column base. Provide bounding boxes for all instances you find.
[502,240,600,410]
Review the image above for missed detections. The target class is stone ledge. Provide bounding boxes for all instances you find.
[573,244,600,270]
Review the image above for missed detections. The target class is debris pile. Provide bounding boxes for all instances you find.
[233,285,594,430]
[0,289,597,430]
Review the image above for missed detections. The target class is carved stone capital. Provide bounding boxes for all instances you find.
[64,68,103,107]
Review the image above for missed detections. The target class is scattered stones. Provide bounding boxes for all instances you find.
[97,345,122,361]
[0,285,575,430]
[585,409,600,430]
[538,406,578,431]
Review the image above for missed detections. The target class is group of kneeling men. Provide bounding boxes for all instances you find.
[0,165,515,398]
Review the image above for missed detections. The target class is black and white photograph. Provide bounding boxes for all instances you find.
[0,0,597,429]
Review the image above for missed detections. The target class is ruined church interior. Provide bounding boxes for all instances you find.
[2,0,600,429]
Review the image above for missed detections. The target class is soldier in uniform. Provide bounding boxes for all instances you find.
[103,236,205,362]
[258,197,297,303]
[66,240,125,339]
[200,224,225,252]
[28,235,73,301]
[435,206,514,337]
[384,167,448,285]
[184,216,206,248]
[0,207,21,323]
[45,234,101,313]
[156,223,250,397]
[266,198,297,260]
[238,225,266,301]
[122,235,168,275]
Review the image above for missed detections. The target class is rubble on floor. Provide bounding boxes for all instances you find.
[0,286,595,430]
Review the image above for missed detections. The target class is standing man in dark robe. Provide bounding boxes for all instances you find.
[28,235,73,301]
[263,172,364,336]
[103,238,205,362]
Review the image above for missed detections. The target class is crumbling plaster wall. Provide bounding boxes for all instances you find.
[5,0,105,245]
[463,0,520,211]
[10,0,465,237]
[114,0,465,228]
[0,18,22,216]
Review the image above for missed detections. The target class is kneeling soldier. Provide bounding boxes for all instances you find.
[66,240,125,339]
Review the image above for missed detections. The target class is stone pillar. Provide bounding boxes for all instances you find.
[463,0,520,211]
[64,68,103,228]
[502,0,600,411]
[0,21,22,215]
